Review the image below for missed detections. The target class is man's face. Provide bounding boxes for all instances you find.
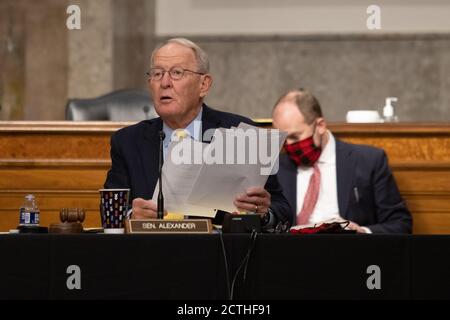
[148,43,211,125]
[272,101,323,146]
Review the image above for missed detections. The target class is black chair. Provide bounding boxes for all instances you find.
[65,89,158,121]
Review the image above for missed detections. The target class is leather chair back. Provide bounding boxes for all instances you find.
[66,89,157,121]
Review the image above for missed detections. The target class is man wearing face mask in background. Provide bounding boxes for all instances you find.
[272,89,412,233]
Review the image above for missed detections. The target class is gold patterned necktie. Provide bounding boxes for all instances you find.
[173,129,189,141]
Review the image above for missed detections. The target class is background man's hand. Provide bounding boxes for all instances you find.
[233,186,271,218]
[346,221,368,233]
[131,198,167,219]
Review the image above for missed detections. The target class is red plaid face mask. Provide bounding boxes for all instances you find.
[284,135,321,167]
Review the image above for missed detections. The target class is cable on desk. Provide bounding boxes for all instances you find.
[230,229,258,300]
[218,229,231,300]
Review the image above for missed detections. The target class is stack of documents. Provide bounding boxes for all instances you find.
[152,123,287,217]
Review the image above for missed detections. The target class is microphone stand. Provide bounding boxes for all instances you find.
[157,131,165,219]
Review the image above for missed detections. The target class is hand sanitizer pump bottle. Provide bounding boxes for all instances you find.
[383,97,399,122]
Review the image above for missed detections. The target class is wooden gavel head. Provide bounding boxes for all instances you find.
[60,208,86,223]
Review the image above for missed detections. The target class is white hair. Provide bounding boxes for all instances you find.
[150,38,210,73]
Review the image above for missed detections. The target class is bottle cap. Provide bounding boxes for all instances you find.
[25,194,35,200]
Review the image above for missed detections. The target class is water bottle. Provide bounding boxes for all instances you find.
[19,194,40,226]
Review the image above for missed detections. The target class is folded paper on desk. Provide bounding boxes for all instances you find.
[152,123,287,217]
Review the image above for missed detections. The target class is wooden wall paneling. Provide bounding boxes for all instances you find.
[1,122,449,234]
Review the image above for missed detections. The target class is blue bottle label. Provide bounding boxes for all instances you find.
[19,209,40,225]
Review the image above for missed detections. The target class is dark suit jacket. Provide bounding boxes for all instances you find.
[277,139,412,233]
[104,104,292,226]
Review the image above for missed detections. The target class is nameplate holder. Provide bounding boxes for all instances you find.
[125,219,212,234]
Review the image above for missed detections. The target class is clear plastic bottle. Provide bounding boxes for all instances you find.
[19,194,40,226]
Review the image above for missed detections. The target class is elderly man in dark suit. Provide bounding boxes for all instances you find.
[104,38,291,228]
[272,89,412,233]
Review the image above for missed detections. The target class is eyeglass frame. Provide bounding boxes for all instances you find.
[146,66,206,81]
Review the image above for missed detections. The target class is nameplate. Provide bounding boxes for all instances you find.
[125,219,212,234]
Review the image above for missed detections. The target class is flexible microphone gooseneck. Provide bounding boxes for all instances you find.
[157,130,165,219]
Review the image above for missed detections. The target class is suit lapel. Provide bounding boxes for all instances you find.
[336,140,355,219]
[279,154,298,225]
[138,118,163,197]
[201,104,223,143]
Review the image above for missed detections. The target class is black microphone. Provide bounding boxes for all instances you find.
[157,130,165,219]
[143,105,150,120]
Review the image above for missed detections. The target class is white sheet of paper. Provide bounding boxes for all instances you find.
[152,138,217,217]
[187,125,287,213]
[238,122,288,175]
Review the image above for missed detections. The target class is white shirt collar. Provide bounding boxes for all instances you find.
[162,107,203,148]
[318,130,336,164]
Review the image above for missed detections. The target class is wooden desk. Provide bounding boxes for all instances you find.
[1,121,449,234]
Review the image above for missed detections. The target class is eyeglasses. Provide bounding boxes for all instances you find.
[146,67,205,81]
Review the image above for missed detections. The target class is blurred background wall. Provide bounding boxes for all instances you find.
[0,0,449,121]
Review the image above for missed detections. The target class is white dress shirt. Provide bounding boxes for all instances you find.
[162,107,203,159]
[296,131,340,224]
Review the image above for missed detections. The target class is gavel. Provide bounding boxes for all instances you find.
[49,208,86,234]
[60,208,85,223]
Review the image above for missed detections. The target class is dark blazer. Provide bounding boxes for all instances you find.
[277,139,412,233]
[104,104,292,226]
